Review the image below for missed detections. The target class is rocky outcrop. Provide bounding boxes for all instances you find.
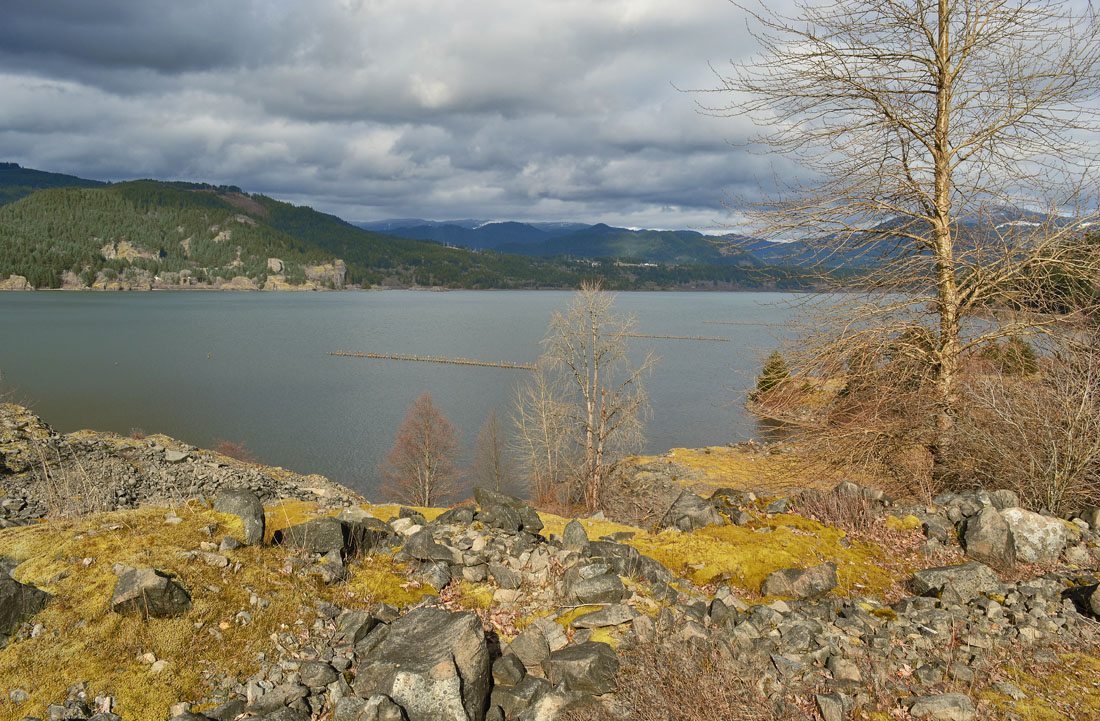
[659,489,724,532]
[761,562,838,599]
[961,506,1016,568]
[214,489,266,545]
[1001,507,1069,563]
[0,561,51,642]
[110,567,192,619]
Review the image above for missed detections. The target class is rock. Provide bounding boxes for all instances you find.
[1000,508,1068,564]
[906,693,976,721]
[403,529,455,563]
[568,574,626,604]
[509,619,569,674]
[163,450,190,464]
[344,517,397,554]
[489,563,521,590]
[491,675,551,717]
[827,656,861,683]
[274,518,347,555]
[562,520,591,554]
[760,563,837,599]
[436,507,476,525]
[815,694,847,721]
[1079,507,1100,529]
[512,683,589,721]
[586,541,672,584]
[336,609,378,645]
[333,696,407,721]
[299,661,339,688]
[493,654,527,687]
[0,569,51,635]
[110,568,191,618]
[352,608,490,721]
[213,489,266,545]
[910,562,1000,604]
[962,507,1016,568]
[659,489,724,532]
[571,604,635,628]
[542,642,620,695]
[474,487,544,534]
[988,489,1020,510]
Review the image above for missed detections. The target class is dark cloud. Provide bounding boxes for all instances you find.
[0,0,771,230]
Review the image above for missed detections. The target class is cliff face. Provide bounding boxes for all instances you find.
[3,405,1100,721]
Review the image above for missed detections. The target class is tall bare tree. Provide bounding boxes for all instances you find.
[710,0,1100,484]
[540,281,657,510]
[512,358,575,504]
[470,409,513,494]
[379,390,461,506]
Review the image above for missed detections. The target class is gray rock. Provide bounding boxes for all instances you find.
[489,563,521,590]
[827,656,861,683]
[299,661,339,688]
[568,574,626,604]
[571,604,635,628]
[0,568,51,635]
[542,642,620,695]
[333,696,407,721]
[213,488,265,545]
[352,608,490,721]
[248,683,309,713]
[988,489,1020,510]
[404,529,455,563]
[760,562,837,599]
[906,693,976,721]
[512,683,589,721]
[562,520,590,554]
[344,517,397,555]
[492,654,527,687]
[110,568,191,618]
[659,489,724,532]
[509,619,568,674]
[962,507,1016,568]
[436,507,476,526]
[1079,507,1100,529]
[586,541,672,584]
[274,518,347,555]
[1000,507,1068,564]
[474,487,544,534]
[815,694,847,721]
[251,709,311,721]
[910,562,1000,604]
[490,676,551,718]
[336,609,378,645]
[163,449,190,464]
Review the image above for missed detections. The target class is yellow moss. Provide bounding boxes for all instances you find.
[975,652,1100,721]
[586,626,624,648]
[885,514,922,531]
[450,580,494,610]
[0,505,430,721]
[537,513,640,541]
[554,605,605,629]
[364,505,447,522]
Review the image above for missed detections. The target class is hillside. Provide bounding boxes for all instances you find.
[0,176,809,291]
[3,403,1100,721]
[0,162,107,207]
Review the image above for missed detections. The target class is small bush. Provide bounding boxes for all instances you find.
[755,350,790,396]
[791,487,879,538]
[213,439,256,463]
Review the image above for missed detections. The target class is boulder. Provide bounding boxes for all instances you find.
[561,520,590,554]
[571,604,635,629]
[509,618,569,674]
[761,563,837,599]
[403,529,455,563]
[352,608,490,721]
[1079,507,1100,529]
[299,661,339,688]
[542,641,620,695]
[906,693,976,721]
[492,654,527,687]
[110,568,191,618]
[273,518,347,555]
[343,517,396,555]
[1000,508,1068,564]
[659,489,724,532]
[436,507,476,526]
[962,506,1016,568]
[988,489,1020,510]
[568,574,626,604]
[0,568,51,635]
[910,562,1000,604]
[474,488,543,534]
[586,541,672,584]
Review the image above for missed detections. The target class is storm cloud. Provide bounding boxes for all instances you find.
[0,0,774,229]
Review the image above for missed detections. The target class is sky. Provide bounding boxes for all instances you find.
[0,0,770,231]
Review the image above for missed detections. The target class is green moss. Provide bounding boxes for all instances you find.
[885,514,922,531]
[450,580,494,610]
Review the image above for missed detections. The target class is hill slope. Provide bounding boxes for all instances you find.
[0,162,107,206]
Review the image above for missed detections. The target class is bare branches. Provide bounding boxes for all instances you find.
[378,391,461,506]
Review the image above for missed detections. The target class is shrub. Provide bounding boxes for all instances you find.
[755,350,790,396]
[213,439,256,463]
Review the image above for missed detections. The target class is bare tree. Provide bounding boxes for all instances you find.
[512,358,576,504]
[709,0,1100,486]
[379,390,461,506]
[470,409,513,494]
[541,281,657,510]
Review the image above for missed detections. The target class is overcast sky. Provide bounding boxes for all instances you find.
[0,0,774,230]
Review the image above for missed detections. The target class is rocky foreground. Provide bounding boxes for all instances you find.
[3,405,1100,721]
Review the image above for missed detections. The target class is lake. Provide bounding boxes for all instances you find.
[0,290,797,497]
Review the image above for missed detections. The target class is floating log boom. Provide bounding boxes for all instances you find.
[622,333,731,342]
[329,351,535,371]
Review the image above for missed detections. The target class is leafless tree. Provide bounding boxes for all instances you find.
[379,390,461,506]
[512,358,576,505]
[955,331,1100,515]
[540,281,658,511]
[709,0,1100,487]
[470,409,513,494]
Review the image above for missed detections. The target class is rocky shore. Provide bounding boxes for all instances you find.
[3,404,1100,721]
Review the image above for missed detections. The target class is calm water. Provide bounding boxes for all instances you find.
[0,290,797,497]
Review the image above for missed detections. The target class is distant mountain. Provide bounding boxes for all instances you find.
[0,162,107,205]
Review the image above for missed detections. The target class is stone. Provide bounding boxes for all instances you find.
[586,541,672,584]
[509,619,569,674]
[568,574,626,604]
[213,489,265,545]
[110,568,191,618]
[512,683,588,721]
[988,489,1020,510]
[962,507,1016,568]
[299,661,339,688]
[403,529,455,563]
[163,449,190,464]
[333,695,406,721]
[906,693,976,721]
[435,507,476,525]
[491,676,551,718]
[815,694,846,721]
[910,562,1001,604]
[542,642,620,695]
[474,487,544,534]
[489,563,522,590]
[1000,508,1069,564]
[761,563,837,599]
[274,518,347,555]
[659,489,724,532]
[0,569,51,635]
[352,608,490,721]
[827,656,861,683]
[336,609,378,645]
[343,517,397,555]
[493,654,527,687]
[571,604,635,628]
[1079,507,1100,529]
[562,520,590,554]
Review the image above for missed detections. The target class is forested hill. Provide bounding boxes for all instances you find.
[0,162,107,206]
[0,178,814,291]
